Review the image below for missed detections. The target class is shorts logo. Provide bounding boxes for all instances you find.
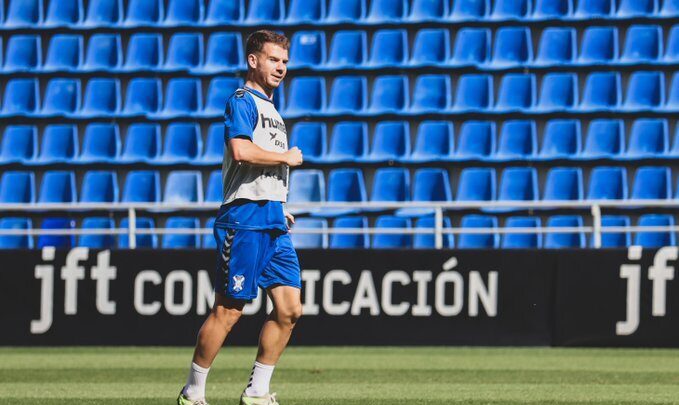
[233,275,245,292]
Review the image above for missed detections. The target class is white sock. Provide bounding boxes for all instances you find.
[183,362,210,400]
[244,361,275,397]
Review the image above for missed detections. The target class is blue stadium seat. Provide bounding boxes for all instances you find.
[160,78,202,117]
[38,125,78,163]
[581,72,621,110]
[579,27,618,64]
[457,168,496,201]
[0,218,33,249]
[203,217,216,249]
[372,216,412,249]
[451,0,489,19]
[397,169,452,217]
[621,25,662,64]
[369,75,409,113]
[123,78,162,116]
[323,122,368,162]
[543,167,584,201]
[495,120,537,160]
[79,217,115,249]
[456,121,496,159]
[164,171,203,203]
[533,0,572,18]
[286,77,326,116]
[411,28,450,65]
[6,0,42,27]
[453,74,492,111]
[2,79,39,115]
[317,168,366,217]
[291,218,328,249]
[246,0,284,23]
[635,214,675,247]
[80,171,118,203]
[452,28,490,66]
[159,123,201,163]
[599,215,631,248]
[330,216,369,249]
[370,168,410,206]
[618,0,657,17]
[491,0,531,19]
[38,218,75,249]
[537,73,578,112]
[667,72,679,111]
[411,74,452,113]
[632,166,671,200]
[203,32,243,72]
[327,76,367,114]
[327,30,367,68]
[0,126,37,163]
[288,0,325,22]
[369,29,408,67]
[502,217,541,249]
[124,33,163,71]
[83,34,122,71]
[536,28,576,66]
[120,127,161,166]
[123,171,160,203]
[202,123,224,165]
[327,0,366,22]
[45,0,82,26]
[162,217,200,249]
[498,167,538,201]
[124,0,163,26]
[544,216,586,248]
[119,218,157,248]
[45,34,84,70]
[5,35,41,72]
[205,170,222,203]
[587,167,628,200]
[623,71,665,111]
[414,216,454,249]
[165,33,203,70]
[39,171,76,203]
[203,77,242,117]
[459,215,499,249]
[410,0,448,20]
[42,78,81,116]
[627,119,669,158]
[81,78,121,117]
[288,169,326,212]
[409,121,454,162]
[84,0,122,26]
[0,171,35,203]
[367,0,407,22]
[662,0,679,15]
[496,74,536,111]
[289,122,326,163]
[539,119,581,159]
[165,0,203,25]
[575,0,614,17]
[290,31,326,68]
[492,27,532,66]
[79,123,120,163]
[581,119,624,158]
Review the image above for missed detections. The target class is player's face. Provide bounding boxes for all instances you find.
[252,43,289,91]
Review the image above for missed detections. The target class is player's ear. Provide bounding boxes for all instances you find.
[247,53,258,70]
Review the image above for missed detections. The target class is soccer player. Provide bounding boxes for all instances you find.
[178,30,303,405]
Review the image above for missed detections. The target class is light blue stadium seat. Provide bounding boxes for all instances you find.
[581,119,624,158]
[203,123,225,164]
[327,0,365,22]
[2,79,39,116]
[163,217,200,249]
[289,123,326,163]
[496,74,536,111]
[454,74,492,111]
[621,25,662,64]
[203,32,243,72]
[0,171,35,203]
[414,216,454,249]
[45,0,82,26]
[5,35,41,72]
[203,77,242,117]
[539,119,581,159]
[635,214,675,248]
[491,0,531,19]
[165,0,203,25]
[79,217,115,249]
[79,123,120,163]
[42,78,81,116]
[367,0,407,22]
[632,166,671,200]
[124,33,163,70]
[164,171,203,203]
[581,72,621,110]
[369,75,408,113]
[575,0,614,17]
[587,167,628,200]
[84,0,122,26]
[330,216,369,249]
[6,0,42,27]
[545,216,586,248]
[286,77,326,116]
[459,215,499,249]
[81,78,121,117]
[38,218,75,249]
[290,31,326,68]
[160,78,202,117]
[159,123,201,163]
[205,170,222,203]
[288,170,326,213]
[369,29,408,67]
[408,121,454,162]
[662,0,679,15]
[110,125,156,169]
[667,72,679,111]
[543,167,583,201]
[599,215,631,248]
[536,28,576,66]
[411,28,450,65]
[411,74,452,113]
[0,218,33,249]
[618,0,657,17]
[246,0,284,23]
[492,27,533,66]
[123,78,162,116]
[327,76,367,114]
[457,168,496,201]
[533,0,571,18]
[322,122,368,163]
[495,120,537,160]
[316,168,366,217]
[498,167,538,202]
[372,216,412,249]
[668,27,679,64]
[456,121,496,159]
[39,171,76,203]
[165,33,203,70]
[410,0,448,20]
[579,27,618,64]
[291,218,328,249]
[370,168,410,206]
[80,171,118,203]
[83,34,122,71]
[327,30,367,68]
[124,0,163,26]
[624,71,665,111]
[397,169,452,217]
[537,73,578,112]
[452,28,490,66]
[0,126,37,163]
[502,217,541,249]
[38,125,78,163]
[203,217,216,249]
[119,217,157,248]
[123,171,160,203]
[626,119,669,158]
[451,0,489,20]
[288,0,325,22]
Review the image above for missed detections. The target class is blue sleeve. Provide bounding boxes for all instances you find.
[224,92,257,141]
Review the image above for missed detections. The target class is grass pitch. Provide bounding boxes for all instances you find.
[1,347,679,404]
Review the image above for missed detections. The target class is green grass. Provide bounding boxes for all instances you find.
[1,347,679,404]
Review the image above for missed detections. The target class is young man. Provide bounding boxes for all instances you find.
[178,30,304,405]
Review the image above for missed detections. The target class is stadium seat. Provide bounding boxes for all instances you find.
[203,32,243,71]
[83,34,122,71]
[618,0,657,17]
[0,218,33,249]
[124,33,163,71]
[397,169,452,217]
[162,217,200,249]
[365,122,410,162]
[79,217,115,249]
[200,170,220,203]
[80,171,118,203]
[5,35,41,72]
[453,74,492,111]
[119,217,157,248]
[626,119,669,158]
[246,0,284,23]
[318,168,367,217]
[623,71,665,111]
[327,0,366,22]
[533,0,571,18]
[451,28,490,66]
[413,216,454,249]
[495,120,537,160]
[0,171,35,203]
[44,34,82,71]
[121,123,161,163]
[543,167,584,201]
[38,171,76,203]
[635,214,675,247]
[0,126,38,163]
[122,171,160,203]
[124,0,163,26]
[288,0,325,22]
[203,77,241,117]
[581,72,621,110]
[6,0,42,27]
[409,0,448,21]
[621,25,662,64]
[42,78,81,115]
[502,217,541,249]
[159,123,201,163]
[459,215,499,249]
[79,123,120,163]
[289,123,326,163]
[327,30,367,68]
[372,216,412,249]
[579,27,618,64]
[286,77,326,116]
[631,167,671,200]
[290,31,326,68]
[457,168,496,202]
[164,171,203,203]
[491,0,530,19]
[411,75,451,113]
[203,218,216,249]
[662,0,679,15]
[291,218,328,249]
[160,78,202,117]
[668,28,679,63]
[327,76,367,114]
[367,0,407,22]
[330,216,369,249]
[599,215,631,248]
[83,0,122,26]
[498,167,538,202]
[369,75,408,113]
[408,121,454,162]
[587,167,628,200]
[165,33,203,70]
[165,0,203,25]
[456,121,496,159]
[537,73,578,112]
[201,124,224,165]
[451,0,489,20]
[492,27,532,66]
[667,72,679,111]
[536,28,576,66]
[411,28,450,65]
[575,0,614,17]
[2,79,39,115]
[539,119,581,159]
[123,78,162,116]
[496,74,536,111]
[288,169,326,212]
[369,29,408,67]
[581,119,624,158]
[38,218,76,249]
[81,78,121,117]
[370,168,410,205]
[544,216,586,248]
[323,122,368,162]
[38,125,78,163]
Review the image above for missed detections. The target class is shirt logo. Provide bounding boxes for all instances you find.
[233,275,245,292]
[270,132,277,140]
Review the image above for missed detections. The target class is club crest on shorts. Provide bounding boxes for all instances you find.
[232,275,245,292]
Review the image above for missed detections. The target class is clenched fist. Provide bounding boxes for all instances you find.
[284,147,303,167]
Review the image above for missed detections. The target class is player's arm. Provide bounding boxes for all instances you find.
[230,138,303,167]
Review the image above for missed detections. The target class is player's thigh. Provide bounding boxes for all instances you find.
[214,226,267,301]
[267,285,302,322]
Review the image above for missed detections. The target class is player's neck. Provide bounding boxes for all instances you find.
[245,80,274,100]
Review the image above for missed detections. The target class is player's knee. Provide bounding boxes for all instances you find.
[213,305,243,331]
[276,303,302,326]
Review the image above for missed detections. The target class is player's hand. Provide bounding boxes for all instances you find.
[284,147,303,167]
[284,211,295,229]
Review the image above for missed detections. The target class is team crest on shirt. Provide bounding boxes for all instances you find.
[232,275,245,292]
[235,89,246,98]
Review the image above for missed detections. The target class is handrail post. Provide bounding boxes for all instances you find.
[591,204,602,249]
[434,206,443,250]
[128,207,137,250]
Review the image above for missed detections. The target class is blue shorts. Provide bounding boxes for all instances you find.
[213,225,301,301]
